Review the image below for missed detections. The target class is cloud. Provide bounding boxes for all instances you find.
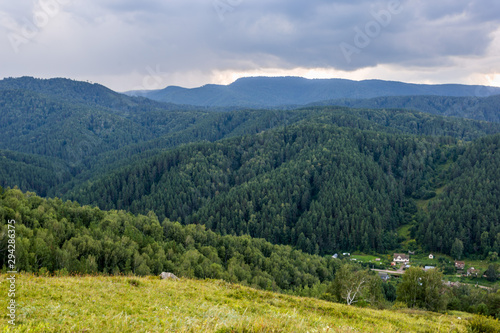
[0,0,498,90]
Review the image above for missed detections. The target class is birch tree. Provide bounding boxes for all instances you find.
[332,263,382,306]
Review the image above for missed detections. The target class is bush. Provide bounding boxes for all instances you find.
[391,301,408,310]
[54,268,69,277]
[466,315,500,333]
[127,278,142,287]
[38,267,50,277]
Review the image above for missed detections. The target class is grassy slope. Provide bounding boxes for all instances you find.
[0,274,470,333]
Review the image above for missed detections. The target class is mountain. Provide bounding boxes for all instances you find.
[1,76,500,322]
[1,76,499,259]
[64,109,500,257]
[0,76,192,112]
[310,94,500,123]
[127,76,500,108]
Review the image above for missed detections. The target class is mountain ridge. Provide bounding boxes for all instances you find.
[126,76,500,107]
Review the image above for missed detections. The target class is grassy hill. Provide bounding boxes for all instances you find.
[0,273,490,332]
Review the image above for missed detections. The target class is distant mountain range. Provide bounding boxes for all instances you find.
[126,76,500,108]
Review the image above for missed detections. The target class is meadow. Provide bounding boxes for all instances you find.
[1,273,494,333]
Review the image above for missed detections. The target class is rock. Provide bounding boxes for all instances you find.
[160,272,179,280]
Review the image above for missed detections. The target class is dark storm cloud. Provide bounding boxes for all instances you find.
[0,0,498,89]
[207,0,499,69]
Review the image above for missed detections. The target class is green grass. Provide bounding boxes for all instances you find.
[396,225,412,241]
[435,185,446,196]
[0,274,473,332]
[350,254,379,263]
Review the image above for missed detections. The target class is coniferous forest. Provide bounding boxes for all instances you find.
[1,77,500,319]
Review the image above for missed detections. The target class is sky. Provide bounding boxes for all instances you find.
[0,0,499,92]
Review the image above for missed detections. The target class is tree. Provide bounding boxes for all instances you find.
[488,252,498,262]
[382,282,397,302]
[397,267,446,311]
[451,238,464,260]
[397,267,425,308]
[331,263,382,306]
[420,268,447,312]
[485,264,498,282]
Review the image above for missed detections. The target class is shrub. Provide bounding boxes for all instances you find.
[466,315,500,333]
[54,268,69,277]
[127,278,142,287]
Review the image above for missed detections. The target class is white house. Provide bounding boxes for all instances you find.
[393,253,410,263]
[428,254,434,259]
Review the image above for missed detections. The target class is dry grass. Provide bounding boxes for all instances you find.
[0,274,471,332]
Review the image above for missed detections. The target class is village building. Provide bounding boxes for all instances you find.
[467,267,480,278]
[455,261,465,270]
[393,253,410,263]
[428,254,434,259]
[378,272,391,282]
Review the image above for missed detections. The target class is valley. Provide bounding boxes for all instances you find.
[1,76,499,330]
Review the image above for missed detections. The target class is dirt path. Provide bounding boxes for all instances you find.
[371,268,404,275]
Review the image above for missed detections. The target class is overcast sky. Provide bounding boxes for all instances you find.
[0,0,499,91]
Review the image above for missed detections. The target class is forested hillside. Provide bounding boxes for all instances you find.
[65,118,500,257]
[416,134,500,257]
[2,188,500,320]
[0,150,72,197]
[0,89,150,161]
[313,94,500,123]
[0,188,337,292]
[0,76,193,112]
[1,76,499,262]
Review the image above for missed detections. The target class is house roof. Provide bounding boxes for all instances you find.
[393,253,409,259]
